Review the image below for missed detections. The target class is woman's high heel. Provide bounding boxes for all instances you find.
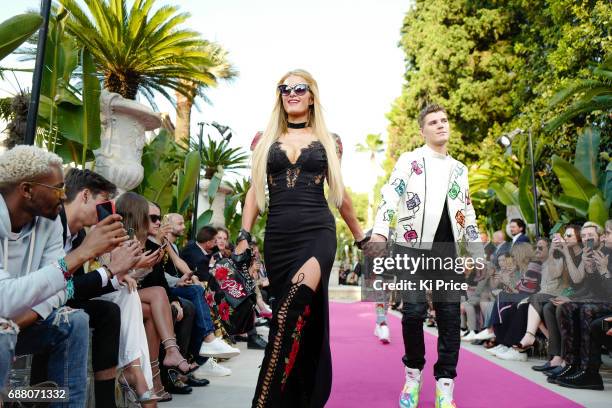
[513,330,536,353]
[161,337,194,375]
[151,359,173,402]
[117,363,161,407]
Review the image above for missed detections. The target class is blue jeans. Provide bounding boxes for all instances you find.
[170,285,214,360]
[15,307,89,408]
[0,320,18,395]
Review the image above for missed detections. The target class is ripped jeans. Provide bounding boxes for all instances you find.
[0,318,18,395]
[15,307,89,408]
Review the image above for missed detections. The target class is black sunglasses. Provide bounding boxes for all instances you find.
[278,83,309,97]
[149,214,162,223]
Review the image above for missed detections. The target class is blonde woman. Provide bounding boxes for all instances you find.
[235,69,365,408]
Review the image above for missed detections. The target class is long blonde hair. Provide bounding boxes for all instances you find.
[251,69,344,211]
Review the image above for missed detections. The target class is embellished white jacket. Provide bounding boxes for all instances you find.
[372,145,481,247]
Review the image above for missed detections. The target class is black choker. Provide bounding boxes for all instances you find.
[287,122,307,129]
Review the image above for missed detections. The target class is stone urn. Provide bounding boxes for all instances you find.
[94,90,161,192]
[198,178,233,227]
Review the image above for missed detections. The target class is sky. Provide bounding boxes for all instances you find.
[0,0,410,192]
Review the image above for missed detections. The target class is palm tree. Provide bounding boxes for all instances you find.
[175,42,237,144]
[59,0,220,103]
[546,56,612,131]
[356,133,384,225]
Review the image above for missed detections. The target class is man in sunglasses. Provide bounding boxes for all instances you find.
[368,104,483,408]
[0,145,128,406]
[29,168,142,408]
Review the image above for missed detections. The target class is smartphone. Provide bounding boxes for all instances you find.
[161,214,171,226]
[602,319,611,333]
[586,238,595,251]
[159,241,168,251]
[96,200,115,222]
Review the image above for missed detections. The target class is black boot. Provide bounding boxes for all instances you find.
[556,368,604,390]
[547,364,578,384]
[252,284,314,408]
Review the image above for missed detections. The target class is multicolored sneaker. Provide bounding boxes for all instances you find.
[399,367,422,407]
[435,378,457,408]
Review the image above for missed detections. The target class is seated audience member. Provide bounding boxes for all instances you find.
[107,192,198,402]
[535,224,583,373]
[145,205,239,378]
[551,221,612,387]
[509,218,530,247]
[0,146,126,404]
[30,168,142,407]
[181,226,218,281]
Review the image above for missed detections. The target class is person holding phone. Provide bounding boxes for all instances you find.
[0,146,128,406]
[551,221,612,387]
[145,204,239,386]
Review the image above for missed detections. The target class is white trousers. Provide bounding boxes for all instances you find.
[98,287,153,388]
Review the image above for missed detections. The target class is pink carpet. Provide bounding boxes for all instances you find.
[327,301,583,408]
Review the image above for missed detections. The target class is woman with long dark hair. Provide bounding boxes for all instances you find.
[236,69,365,407]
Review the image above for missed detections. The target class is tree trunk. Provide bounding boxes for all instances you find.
[175,90,193,144]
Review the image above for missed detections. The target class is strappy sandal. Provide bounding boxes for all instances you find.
[151,359,172,402]
[161,337,195,375]
[513,330,536,352]
[118,362,161,406]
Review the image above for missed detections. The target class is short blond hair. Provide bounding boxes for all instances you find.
[582,221,603,235]
[0,145,63,188]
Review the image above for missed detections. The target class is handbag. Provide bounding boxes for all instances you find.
[211,255,256,308]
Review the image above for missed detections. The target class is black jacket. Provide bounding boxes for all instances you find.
[60,210,115,301]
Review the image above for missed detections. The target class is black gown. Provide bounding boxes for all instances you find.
[252,140,336,408]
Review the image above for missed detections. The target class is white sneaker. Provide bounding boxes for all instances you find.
[461,330,476,342]
[193,358,231,377]
[474,329,495,341]
[435,378,457,408]
[376,324,390,343]
[399,367,422,408]
[199,338,240,358]
[491,345,510,357]
[485,344,505,354]
[496,347,527,362]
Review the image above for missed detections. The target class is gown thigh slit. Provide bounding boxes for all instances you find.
[252,140,336,408]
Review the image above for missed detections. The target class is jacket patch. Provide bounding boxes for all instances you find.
[466,225,479,241]
[410,160,423,175]
[392,178,406,196]
[455,210,466,228]
[405,192,421,219]
[448,181,462,200]
[402,225,419,243]
[383,209,395,222]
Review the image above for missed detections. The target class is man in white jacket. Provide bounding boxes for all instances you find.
[369,104,482,408]
[0,145,127,406]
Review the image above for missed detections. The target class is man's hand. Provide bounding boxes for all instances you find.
[593,250,609,276]
[171,301,183,322]
[108,240,142,275]
[79,215,128,259]
[364,234,387,257]
[13,310,39,329]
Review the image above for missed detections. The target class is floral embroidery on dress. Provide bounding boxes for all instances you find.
[280,305,311,390]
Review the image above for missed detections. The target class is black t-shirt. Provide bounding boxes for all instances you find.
[433,201,454,243]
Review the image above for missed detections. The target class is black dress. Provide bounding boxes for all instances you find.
[252,140,336,408]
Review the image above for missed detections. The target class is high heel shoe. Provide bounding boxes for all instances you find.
[117,364,161,407]
[161,337,195,375]
[151,359,172,402]
[513,330,536,352]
